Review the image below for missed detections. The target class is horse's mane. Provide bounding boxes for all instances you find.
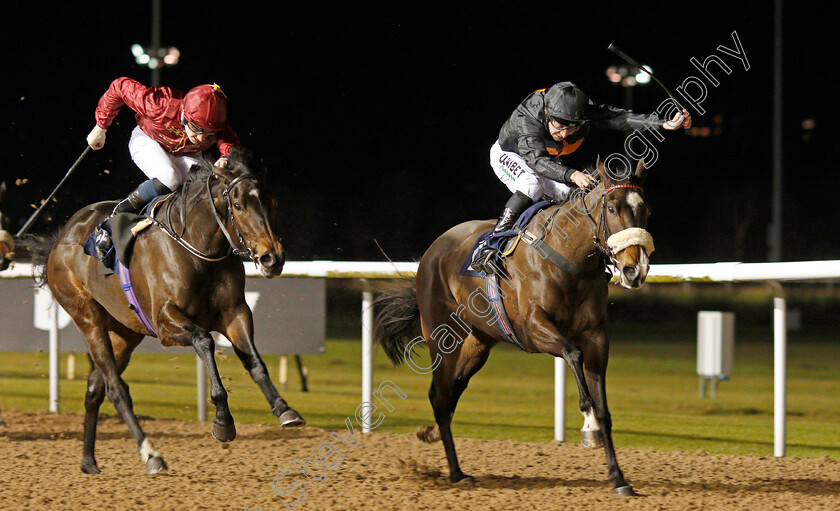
[185,147,268,186]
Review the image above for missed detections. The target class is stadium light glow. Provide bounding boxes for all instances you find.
[131,43,180,69]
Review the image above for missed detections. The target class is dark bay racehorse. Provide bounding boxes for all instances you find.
[375,158,652,496]
[24,148,304,474]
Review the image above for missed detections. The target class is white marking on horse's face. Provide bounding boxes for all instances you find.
[249,189,259,199]
[626,191,644,217]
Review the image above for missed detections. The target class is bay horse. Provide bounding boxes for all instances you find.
[24,148,305,474]
[375,158,652,496]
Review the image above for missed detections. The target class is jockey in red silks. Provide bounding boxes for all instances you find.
[87,77,241,215]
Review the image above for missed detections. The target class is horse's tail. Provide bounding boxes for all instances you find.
[374,276,421,365]
[16,233,58,287]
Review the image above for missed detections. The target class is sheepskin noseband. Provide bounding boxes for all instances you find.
[607,227,654,255]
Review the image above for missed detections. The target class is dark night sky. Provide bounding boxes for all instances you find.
[1,2,837,264]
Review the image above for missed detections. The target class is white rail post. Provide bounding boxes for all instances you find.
[197,355,207,422]
[554,357,566,441]
[49,297,59,412]
[361,279,374,433]
[769,282,787,457]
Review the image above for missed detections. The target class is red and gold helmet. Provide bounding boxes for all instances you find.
[183,83,227,132]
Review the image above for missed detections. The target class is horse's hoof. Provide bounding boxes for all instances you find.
[211,422,237,443]
[145,456,168,474]
[278,409,306,427]
[416,425,440,443]
[81,460,101,474]
[613,485,636,497]
[450,473,476,485]
[581,430,605,449]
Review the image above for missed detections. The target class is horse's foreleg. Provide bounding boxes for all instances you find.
[532,313,602,448]
[158,304,236,442]
[564,345,605,449]
[223,308,305,427]
[582,331,634,497]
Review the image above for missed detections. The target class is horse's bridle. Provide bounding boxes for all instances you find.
[206,172,262,265]
[150,171,263,264]
[589,183,645,266]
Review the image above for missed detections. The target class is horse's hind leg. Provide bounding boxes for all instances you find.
[79,303,166,474]
[81,367,105,474]
[428,334,492,484]
[222,306,304,427]
[81,327,143,474]
[157,303,236,442]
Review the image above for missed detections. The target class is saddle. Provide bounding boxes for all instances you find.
[81,198,169,338]
[459,201,553,278]
[460,199,610,351]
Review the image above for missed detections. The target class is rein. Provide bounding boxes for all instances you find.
[148,171,261,264]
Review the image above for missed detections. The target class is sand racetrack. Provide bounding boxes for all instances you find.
[1,409,838,510]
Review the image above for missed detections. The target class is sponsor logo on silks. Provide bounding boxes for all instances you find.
[499,154,526,178]
[501,166,516,181]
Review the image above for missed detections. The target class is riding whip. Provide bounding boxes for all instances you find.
[607,43,681,105]
[16,146,91,237]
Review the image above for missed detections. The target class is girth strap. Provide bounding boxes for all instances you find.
[117,261,157,337]
[485,274,530,352]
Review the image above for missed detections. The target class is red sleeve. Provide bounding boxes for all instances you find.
[94,77,174,129]
[216,126,241,157]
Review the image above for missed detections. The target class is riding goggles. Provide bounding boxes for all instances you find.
[186,121,219,135]
[548,117,585,131]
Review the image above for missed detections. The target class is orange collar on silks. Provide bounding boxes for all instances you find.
[546,137,585,157]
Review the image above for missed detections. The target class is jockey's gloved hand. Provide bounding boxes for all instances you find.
[87,125,107,150]
[570,170,597,188]
[663,109,692,130]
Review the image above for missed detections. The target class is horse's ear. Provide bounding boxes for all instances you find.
[634,159,647,182]
[596,155,613,186]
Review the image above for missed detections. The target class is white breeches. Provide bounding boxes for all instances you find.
[490,140,571,202]
[128,126,200,190]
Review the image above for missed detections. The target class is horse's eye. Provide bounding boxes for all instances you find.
[608,206,616,214]
[234,203,243,211]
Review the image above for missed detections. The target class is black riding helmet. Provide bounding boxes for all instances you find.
[544,82,591,126]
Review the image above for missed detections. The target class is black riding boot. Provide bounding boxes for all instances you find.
[470,191,533,273]
[97,178,172,264]
[111,178,172,216]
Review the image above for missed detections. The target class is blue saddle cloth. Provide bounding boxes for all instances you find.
[459,200,552,277]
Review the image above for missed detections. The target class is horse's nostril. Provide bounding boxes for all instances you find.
[260,252,276,268]
[623,265,638,281]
